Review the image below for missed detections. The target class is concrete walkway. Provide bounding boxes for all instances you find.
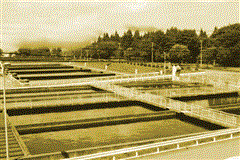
[132,138,240,160]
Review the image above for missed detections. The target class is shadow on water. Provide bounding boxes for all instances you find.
[176,113,226,130]
[222,108,240,115]
[7,100,167,116]
[172,92,239,101]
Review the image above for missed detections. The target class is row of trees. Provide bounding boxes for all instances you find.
[201,24,240,66]
[17,48,62,57]
[80,23,239,66]
[1,23,239,67]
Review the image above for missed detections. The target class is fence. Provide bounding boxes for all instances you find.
[0,92,125,110]
[180,72,240,92]
[92,82,239,127]
[7,72,171,89]
[64,127,240,160]
[18,128,238,160]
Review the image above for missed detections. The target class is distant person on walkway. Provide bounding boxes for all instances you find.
[176,64,181,77]
[172,64,181,81]
[172,65,176,81]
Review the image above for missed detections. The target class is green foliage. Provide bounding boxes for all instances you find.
[52,48,62,57]
[169,44,191,63]
[81,23,239,66]
[18,48,31,56]
[200,47,218,64]
[209,23,240,66]
[121,30,133,49]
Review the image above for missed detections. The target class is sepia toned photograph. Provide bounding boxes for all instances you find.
[0,0,239,159]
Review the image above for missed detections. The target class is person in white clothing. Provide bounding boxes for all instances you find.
[172,65,177,81]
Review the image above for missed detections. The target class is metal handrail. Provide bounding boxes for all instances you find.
[64,127,240,160]
[19,128,239,160]
[92,82,239,127]
[3,73,173,90]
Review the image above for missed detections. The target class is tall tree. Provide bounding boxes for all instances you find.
[121,29,133,49]
[133,30,141,40]
[210,26,218,39]
[0,48,2,57]
[199,29,208,39]
[165,27,180,51]
[97,36,102,43]
[102,33,110,41]
[169,44,191,63]
[114,31,120,42]
[97,41,118,59]
[175,29,199,62]
[210,23,240,66]
[131,30,142,50]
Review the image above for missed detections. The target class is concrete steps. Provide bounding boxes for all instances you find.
[0,114,25,159]
[0,127,25,159]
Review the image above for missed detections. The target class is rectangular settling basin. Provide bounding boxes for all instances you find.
[8,101,226,155]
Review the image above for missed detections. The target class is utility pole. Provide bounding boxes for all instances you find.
[200,39,203,67]
[164,51,166,75]
[151,42,154,63]
[80,48,82,59]
[118,43,121,62]
[1,62,9,159]
[86,50,89,61]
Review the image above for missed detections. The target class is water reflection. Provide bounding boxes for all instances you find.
[21,119,208,155]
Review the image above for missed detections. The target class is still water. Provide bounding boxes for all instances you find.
[186,96,240,115]
[10,106,154,126]
[11,105,209,155]
[21,119,208,154]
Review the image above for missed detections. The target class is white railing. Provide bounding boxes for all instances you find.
[164,87,231,98]
[5,73,171,89]
[180,72,240,92]
[19,128,236,160]
[64,127,240,160]
[3,72,238,126]
[92,82,239,127]
[0,92,123,110]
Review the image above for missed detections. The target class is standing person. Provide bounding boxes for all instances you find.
[172,65,177,81]
[176,64,181,80]
[176,64,181,75]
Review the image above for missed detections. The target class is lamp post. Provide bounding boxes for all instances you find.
[86,50,89,61]
[118,43,121,62]
[96,45,99,61]
[200,39,203,67]
[164,51,166,75]
[151,42,154,63]
[1,62,9,159]
[80,48,82,59]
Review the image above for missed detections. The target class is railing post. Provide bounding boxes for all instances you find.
[177,144,180,149]
[213,137,216,142]
[136,151,138,157]
[230,134,233,139]
[157,147,160,153]
[196,140,199,145]
[113,156,116,160]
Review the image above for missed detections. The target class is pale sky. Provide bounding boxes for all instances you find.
[1,0,239,52]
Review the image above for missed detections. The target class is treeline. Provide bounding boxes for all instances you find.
[81,23,239,66]
[17,48,62,57]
